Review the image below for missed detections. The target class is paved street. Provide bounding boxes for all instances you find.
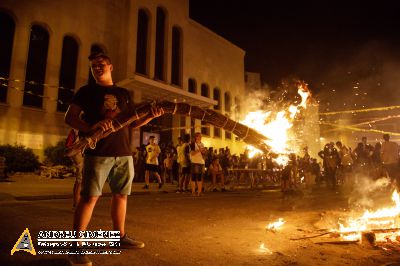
[1,177,400,266]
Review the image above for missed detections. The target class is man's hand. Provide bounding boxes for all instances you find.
[91,119,114,132]
[150,106,164,118]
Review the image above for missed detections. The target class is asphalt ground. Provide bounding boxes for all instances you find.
[1,183,400,266]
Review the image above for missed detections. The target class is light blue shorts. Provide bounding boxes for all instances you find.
[81,155,134,196]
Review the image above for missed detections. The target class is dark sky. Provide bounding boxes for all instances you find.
[189,1,400,109]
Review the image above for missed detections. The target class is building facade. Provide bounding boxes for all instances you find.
[0,0,247,158]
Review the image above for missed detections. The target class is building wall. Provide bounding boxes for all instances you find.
[0,0,247,158]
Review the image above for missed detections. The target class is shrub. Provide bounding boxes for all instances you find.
[44,140,72,166]
[0,144,40,172]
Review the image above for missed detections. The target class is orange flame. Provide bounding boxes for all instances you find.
[337,190,400,242]
[240,83,311,164]
[266,218,286,231]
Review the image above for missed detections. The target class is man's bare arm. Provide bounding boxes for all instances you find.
[130,106,164,129]
[65,103,113,133]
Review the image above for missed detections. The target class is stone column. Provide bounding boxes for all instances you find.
[7,19,30,108]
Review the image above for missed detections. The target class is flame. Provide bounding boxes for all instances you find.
[297,85,310,109]
[240,83,311,164]
[337,190,400,242]
[258,243,272,254]
[266,218,286,231]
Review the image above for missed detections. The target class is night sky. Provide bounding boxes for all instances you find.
[189,1,400,110]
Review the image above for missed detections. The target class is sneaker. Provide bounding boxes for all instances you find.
[158,182,163,189]
[212,188,218,192]
[142,184,149,189]
[221,188,227,192]
[176,189,182,193]
[68,254,92,266]
[119,234,145,249]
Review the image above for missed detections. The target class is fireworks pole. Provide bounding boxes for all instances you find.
[65,101,272,157]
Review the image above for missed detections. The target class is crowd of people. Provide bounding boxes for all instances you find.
[310,135,399,190]
[132,133,400,194]
[132,133,235,194]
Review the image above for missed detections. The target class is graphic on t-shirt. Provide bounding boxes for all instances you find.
[103,94,119,118]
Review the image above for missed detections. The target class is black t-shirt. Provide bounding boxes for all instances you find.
[72,83,135,157]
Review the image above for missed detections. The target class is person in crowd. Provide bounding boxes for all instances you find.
[318,143,340,188]
[143,136,162,189]
[171,146,179,184]
[190,132,206,196]
[176,134,191,193]
[310,158,322,187]
[353,136,374,176]
[64,52,163,264]
[163,151,174,184]
[381,134,400,188]
[336,141,353,185]
[208,157,226,192]
[371,142,384,179]
[205,147,214,168]
[281,153,297,191]
[65,128,83,209]
[299,147,313,188]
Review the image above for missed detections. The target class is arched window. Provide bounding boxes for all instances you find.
[235,97,240,118]
[23,25,49,108]
[154,7,166,81]
[213,88,221,137]
[58,36,79,112]
[200,83,209,136]
[201,83,209,98]
[135,9,149,75]
[188,78,196,93]
[213,88,221,110]
[171,26,182,86]
[224,92,231,113]
[224,92,232,139]
[88,44,104,85]
[0,11,15,103]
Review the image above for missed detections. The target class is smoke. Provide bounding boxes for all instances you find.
[312,40,400,112]
[240,78,308,115]
[348,175,391,209]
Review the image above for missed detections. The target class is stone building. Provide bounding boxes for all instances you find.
[0,0,247,158]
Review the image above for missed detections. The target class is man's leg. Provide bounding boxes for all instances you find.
[73,181,81,208]
[184,173,190,191]
[211,171,217,190]
[73,196,99,232]
[111,194,127,237]
[220,174,226,191]
[143,170,150,189]
[154,171,162,184]
[72,153,83,208]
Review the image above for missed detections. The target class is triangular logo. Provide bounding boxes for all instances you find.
[11,228,36,255]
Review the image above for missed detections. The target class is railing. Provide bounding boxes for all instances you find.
[225,168,281,189]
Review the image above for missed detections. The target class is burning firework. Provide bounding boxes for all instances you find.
[336,190,400,242]
[266,218,286,232]
[240,82,311,165]
[258,243,273,254]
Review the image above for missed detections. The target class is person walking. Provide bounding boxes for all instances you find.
[143,136,163,189]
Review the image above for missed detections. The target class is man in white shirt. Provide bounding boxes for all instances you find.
[190,132,206,196]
